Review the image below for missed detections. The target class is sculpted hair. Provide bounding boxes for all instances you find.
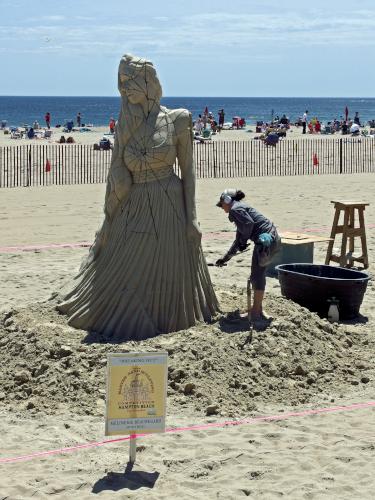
[116,54,163,144]
[118,54,162,102]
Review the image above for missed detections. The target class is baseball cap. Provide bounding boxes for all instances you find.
[216,188,237,207]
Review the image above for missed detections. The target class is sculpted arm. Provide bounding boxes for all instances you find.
[85,118,132,265]
[104,119,132,219]
[175,110,201,246]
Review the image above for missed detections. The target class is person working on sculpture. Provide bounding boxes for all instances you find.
[216,189,280,327]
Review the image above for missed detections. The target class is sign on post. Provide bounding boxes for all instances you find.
[105,352,168,441]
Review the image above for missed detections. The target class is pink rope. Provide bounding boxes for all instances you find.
[1,401,374,464]
[0,242,91,253]
[1,224,374,253]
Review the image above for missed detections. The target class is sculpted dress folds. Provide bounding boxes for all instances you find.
[58,54,219,341]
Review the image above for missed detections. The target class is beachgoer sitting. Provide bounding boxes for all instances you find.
[264,132,279,146]
[66,136,75,143]
[232,117,240,129]
[27,127,35,139]
[350,123,360,136]
[315,120,321,133]
[210,120,218,133]
[279,114,289,126]
[58,135,66,143]
[99,138,111,150]
[277,129,287,138]
[64,120,74,133]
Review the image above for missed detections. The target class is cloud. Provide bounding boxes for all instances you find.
[25,15,66,23]
[1,8,375,57]
[74,16,95,21]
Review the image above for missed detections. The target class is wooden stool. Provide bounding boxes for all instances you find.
[325,201,369,268]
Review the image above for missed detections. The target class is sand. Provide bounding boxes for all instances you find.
[0,173,374,498]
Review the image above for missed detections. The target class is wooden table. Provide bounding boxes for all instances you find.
[268,231,332,276]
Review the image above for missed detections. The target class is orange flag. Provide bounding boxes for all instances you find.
[45,159,51,172]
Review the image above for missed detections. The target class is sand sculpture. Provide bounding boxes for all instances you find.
[58,54,219,341]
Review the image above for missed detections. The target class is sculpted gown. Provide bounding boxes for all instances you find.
[58,108,219,341]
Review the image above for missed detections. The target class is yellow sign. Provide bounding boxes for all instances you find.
[105,352,168,436]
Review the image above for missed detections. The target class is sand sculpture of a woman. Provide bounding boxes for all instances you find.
[58,54,219,341]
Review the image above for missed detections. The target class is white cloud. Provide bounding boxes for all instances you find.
[25,15,66,23]
[74,16,95,21]
[1,9,375,57]
[42,15,66,22]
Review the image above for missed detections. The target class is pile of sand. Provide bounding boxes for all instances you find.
[0,286,372,419]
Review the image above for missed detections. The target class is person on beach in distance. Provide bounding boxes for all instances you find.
[302,110,308,134]
[45,112,51,129]
[77,112,81,127]
[27,127,35,139]
[216,189,280,329]
[58,53,218,341]
[354,112,361,126]
[109,117,116,134]
[218,109,225,129]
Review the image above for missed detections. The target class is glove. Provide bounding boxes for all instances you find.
[257,232,273,248]
[216,257,228,267]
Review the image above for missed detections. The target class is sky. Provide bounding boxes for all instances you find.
[1,0,375,97]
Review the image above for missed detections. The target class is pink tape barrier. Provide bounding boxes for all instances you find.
[0,242,92,253]
[0,401,374,464]
[1,224,374,254]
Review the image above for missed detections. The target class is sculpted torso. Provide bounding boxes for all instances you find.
[123,109,181,172]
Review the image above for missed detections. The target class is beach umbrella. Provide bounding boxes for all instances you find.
[345,106,349,121]
[204,106,208,115]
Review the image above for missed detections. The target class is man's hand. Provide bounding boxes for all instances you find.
[215,257,228,267]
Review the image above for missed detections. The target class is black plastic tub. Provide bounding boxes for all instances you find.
[275,263,370,319]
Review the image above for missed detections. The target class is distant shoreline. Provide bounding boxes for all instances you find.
[2,96,375,128]
[1,95,375,99]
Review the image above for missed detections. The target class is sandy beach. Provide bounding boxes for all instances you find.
[2,0,375,494]
[0,172,374,498]
[2,124,372,147]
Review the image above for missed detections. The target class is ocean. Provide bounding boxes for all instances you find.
[1,96,375,128]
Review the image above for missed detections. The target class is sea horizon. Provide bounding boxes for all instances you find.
[2,95,375,99]
[2,96,375,127]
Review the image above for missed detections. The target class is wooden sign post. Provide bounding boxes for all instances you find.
[105,352,168,465]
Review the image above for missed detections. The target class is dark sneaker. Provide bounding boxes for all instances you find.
[251,316,272,331]
[260,311,273,321]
